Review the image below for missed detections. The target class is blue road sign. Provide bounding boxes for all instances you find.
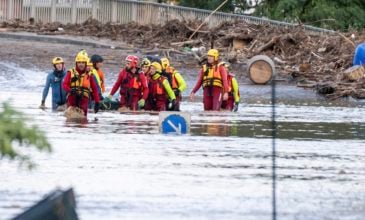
[161,113,189,134]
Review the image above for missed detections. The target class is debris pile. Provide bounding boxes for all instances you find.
[2,18,365,99]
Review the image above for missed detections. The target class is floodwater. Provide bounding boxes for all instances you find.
[0,62,364,220]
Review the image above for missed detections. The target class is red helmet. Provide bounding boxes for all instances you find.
[125,55,139,68]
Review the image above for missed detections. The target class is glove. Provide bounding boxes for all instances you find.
[138,99,145,108]
[233,102,239,112]
[168,99,176,110]
[174,89,180,97]
[94,102,100,113]
[39,100,46,109]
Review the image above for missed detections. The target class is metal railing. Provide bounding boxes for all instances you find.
[0,0,334,33]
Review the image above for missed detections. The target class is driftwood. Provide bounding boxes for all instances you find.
[255,36,280,54]
[170,39,201,46]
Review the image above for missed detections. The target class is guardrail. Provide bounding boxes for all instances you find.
[0,0,334,34]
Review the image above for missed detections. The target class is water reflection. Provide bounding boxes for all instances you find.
[192,120,365,140]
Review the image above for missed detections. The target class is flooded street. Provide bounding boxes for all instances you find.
[0,61,365,220]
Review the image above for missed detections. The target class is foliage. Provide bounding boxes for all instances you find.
[253,0,365,30]
[178,0,234,12]
[0,102,51,169]
[176,0,365,30]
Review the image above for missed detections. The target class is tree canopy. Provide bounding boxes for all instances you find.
[175,0,365,30]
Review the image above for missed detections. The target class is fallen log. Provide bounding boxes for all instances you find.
[255,36,280,54]
[170,39,201,46]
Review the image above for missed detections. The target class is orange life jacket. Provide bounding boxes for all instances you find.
[202,64,223,88]
[70,68,90,97]
[150,75,166,95]
[121,70,142,90]
[165,66,178,89]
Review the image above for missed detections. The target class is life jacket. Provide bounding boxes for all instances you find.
[70,68,90,97]
[227,74,240,97]
[96,69,105,92]
[90,69,102,89]
[165,66,178,89]
[150,74,166,95]
[121,69,142,90]
[202,64,223,88]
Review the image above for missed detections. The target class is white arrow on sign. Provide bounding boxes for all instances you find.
[167,120,182,134]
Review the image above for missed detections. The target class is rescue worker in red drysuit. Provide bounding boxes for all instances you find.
[107,55,149,110]
[220,61,240,112]
[144,62,176,111]
[189,49,229,111]
[62,52,100,116]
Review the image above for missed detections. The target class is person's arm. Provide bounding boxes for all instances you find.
[98,69,106,93]
[232,77,240,103]
[139,73,149,101]
[90,76,100,103]
[109,70,124,96]
[174,71,187,92]
[162,79,176,100]
[62,70,72,93]
[219,65,229,93]
[191,69,204,94]
[91,74,102,95]
[41,73,52,102]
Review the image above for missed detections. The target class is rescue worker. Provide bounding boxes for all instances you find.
[90,54,106,93]
[87,59,103,108]
[220,62,240,112]
[40,57,67,111]
[160,57,186,111]
[144,62,176,111]
[189,49,229,111]
[107,55,149,111]
[62,52,100,116]
[141,57,152,80]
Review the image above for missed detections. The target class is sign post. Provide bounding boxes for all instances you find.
[159,112,190,134]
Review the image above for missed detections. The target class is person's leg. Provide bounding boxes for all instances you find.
[156,96,167,111]
[129,91,140,111]
[212,86,223,111]
[119,91,127,108]
[227,95,234,111]
[80,96,90,116]
[221,100,228,110]
[67,95,76,107]
[203,87,213,111]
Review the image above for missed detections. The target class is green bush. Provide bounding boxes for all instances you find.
[0,102,51,169]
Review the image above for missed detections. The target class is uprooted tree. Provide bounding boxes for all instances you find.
[0,102,51,169]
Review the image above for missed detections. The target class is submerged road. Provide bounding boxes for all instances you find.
[0,47,365,220]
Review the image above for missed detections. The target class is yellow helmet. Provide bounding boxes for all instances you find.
[75,53,88,63]
[207,49,219,61]
[151,62,162,73]
[77,49,88,58]
[141,58,151,67]
[87,58,93,67]
[52,57,64,65]
[160,57,170,70]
